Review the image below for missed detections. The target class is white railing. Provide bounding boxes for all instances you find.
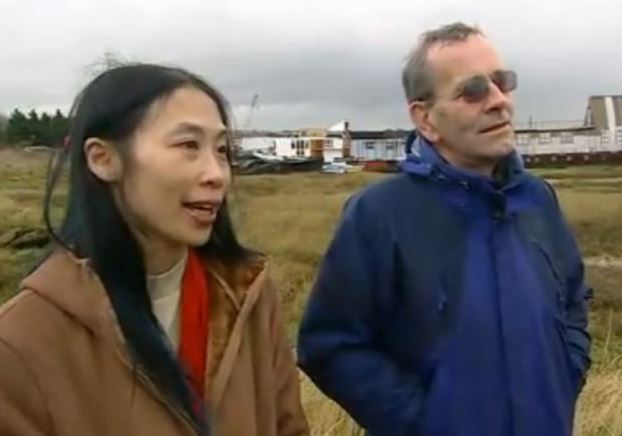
[514,120,586,131]
[516,131,622,155]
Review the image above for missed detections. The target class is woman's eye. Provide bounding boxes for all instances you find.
[178,140,199,150]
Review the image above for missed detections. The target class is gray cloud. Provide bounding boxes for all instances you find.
[1,0,620,129]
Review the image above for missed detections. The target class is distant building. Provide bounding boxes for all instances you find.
[238,95,622,166]
[237,123,351,163]
[346,94,622,165]
[585,95,622,131]
[349,130,408,161]
[513,95,622,165]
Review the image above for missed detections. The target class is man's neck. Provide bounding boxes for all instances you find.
[435,147,496,178]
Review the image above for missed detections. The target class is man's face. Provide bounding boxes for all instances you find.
[411,35,516,174]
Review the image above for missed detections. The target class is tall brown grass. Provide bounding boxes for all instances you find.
[1,151,622,434]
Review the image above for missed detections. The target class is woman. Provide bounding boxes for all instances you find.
[0,64,309,436]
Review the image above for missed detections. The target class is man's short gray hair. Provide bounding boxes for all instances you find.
[402,22,484,103]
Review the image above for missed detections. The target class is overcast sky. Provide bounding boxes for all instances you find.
[1,0,620,130]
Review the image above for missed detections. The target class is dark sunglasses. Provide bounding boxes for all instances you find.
[455,70,517,103]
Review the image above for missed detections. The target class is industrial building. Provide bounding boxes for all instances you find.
[238,95,622,167]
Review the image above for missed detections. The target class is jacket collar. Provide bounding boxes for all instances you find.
[20,248,268,410]
[400,130,527,193]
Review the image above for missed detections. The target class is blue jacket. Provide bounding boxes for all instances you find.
[297,133,591,436]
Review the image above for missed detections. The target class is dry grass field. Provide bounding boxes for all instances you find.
[1,147,621,435]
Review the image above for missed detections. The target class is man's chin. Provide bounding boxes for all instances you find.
[490,141,515,159]
[473,143,515,173]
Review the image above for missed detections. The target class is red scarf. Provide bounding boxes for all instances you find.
[178,249,209,402]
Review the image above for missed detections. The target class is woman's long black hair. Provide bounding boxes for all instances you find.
[43,64,250,433]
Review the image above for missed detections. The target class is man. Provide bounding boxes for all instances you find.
[297,22,591,436]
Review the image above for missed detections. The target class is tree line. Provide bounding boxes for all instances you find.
[0,109,69,146]
[0,51,136,147]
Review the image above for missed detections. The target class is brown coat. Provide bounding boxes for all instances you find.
[0,250,309,436]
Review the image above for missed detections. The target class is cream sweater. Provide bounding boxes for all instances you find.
[146,252,187,350]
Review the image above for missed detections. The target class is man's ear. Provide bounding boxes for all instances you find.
[83,138,123,182]
[408,101,440,143]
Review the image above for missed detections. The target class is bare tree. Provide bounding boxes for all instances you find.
[84,50,131,78]
[0,112,8,143]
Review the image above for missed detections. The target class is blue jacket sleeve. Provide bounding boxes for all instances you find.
[561,223,592,391]
[297,194,426,435]
[546,182,592,391]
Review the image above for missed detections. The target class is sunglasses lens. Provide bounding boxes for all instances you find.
[462,76,490,103]
[494,70,518,93]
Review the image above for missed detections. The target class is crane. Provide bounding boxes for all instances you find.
[234,95,260,161]
[244,94,259,131]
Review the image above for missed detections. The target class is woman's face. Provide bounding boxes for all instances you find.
[114,86,232,251]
